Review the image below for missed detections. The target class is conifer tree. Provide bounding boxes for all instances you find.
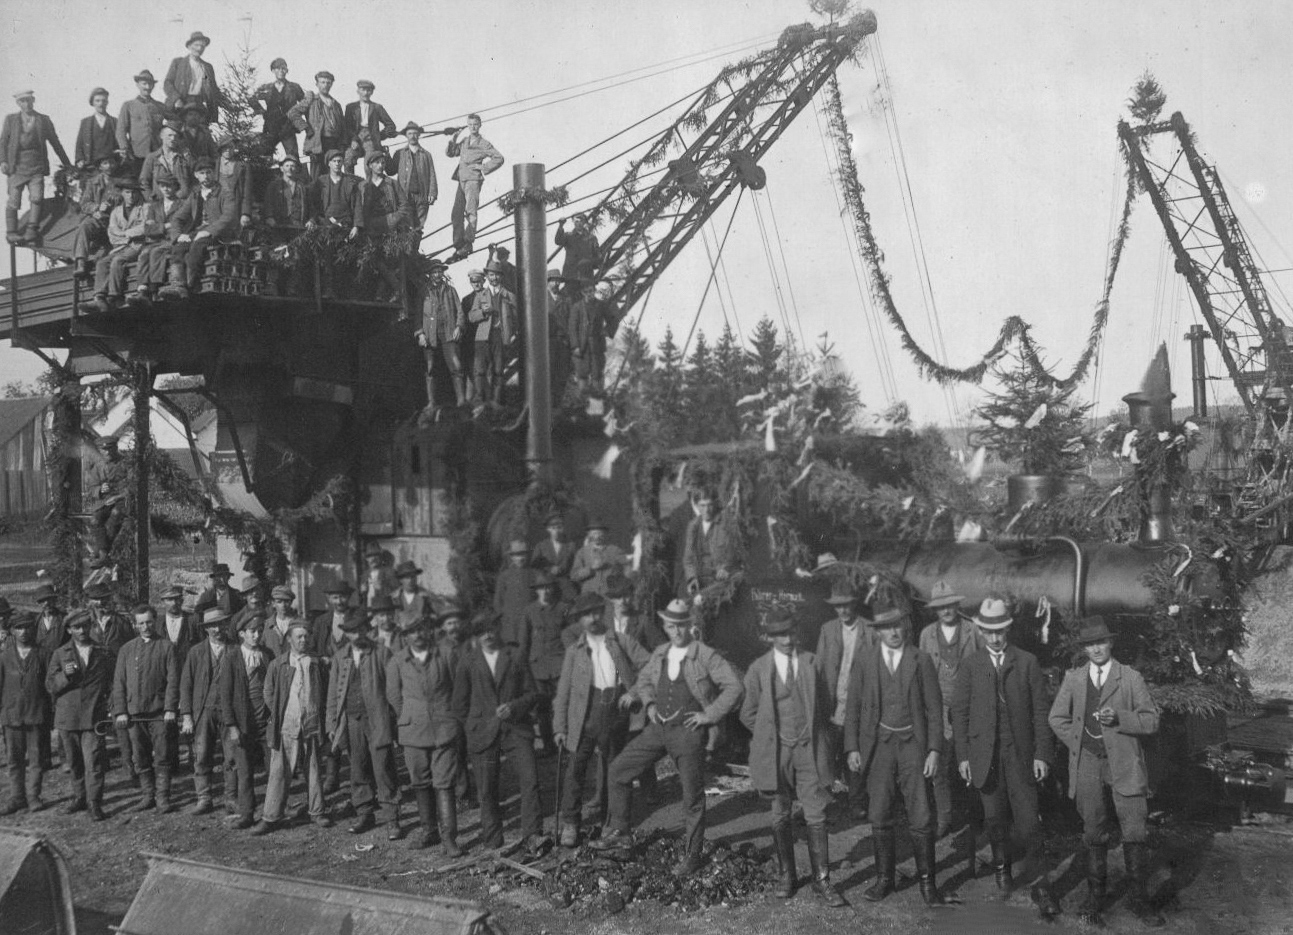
[746,316,786,397]
[975,349,1092,476]
[683,330,719,443]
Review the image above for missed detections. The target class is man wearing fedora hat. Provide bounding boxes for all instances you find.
[221,611,273,829]
[177,102,217,163]
[844,604,945,905]
[251,58,305,161]
[2,90,70,244]
[46,610,114,820]
[596,598,742,874]
[359,543,397,609]
[603,572,656,650]
[112,604,180,813]
[195,563,245,621]
[391,122,438,229]
[164,31,220,124]
[264,585,301,657]
[1050,617,1164,927]
[311,580,356,795]
[495,540,535,656]
[419,259,467,409]
[89,177,149,313]
[525,571,569,757]
[117,71,165,170]
[571,519,628,599]
[951,595,1060,919]
[0,612,52,814]
[816,579,876,822]
[180,609,234,815]
[369,595,404,653]
[740,606,845,906]
[158,585,198,660]
[546,270,575,405]
[391,563,434,631]
[569,274,615,394]
[326,611,399,837]
[464,259,517,405]
[343,80,397,175]
[289,71,345,181]
[917,579,985,840]
[446,113,504,260]
[33,583,66,655]
[76,87,117,169]
[553,590,649,846]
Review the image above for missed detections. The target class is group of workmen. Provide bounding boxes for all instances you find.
[0,503,1165,927]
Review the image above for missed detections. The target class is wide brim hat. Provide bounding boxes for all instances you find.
[866,605,909,628]
[814,552,839,572]
[824,582,859,606]
[436,600,466,622]
[761,606,796,636]
[604,574,634,600]
[324,581,355,596]
[546,268,563,281]
[530,571,557,590]
[972,597,1013,630]
[270,585,295,602]
[33,583,57,602]
[159,584,184,600]
[401,121,422,135]
[369,594,396,612]
[201,608,230,627]
[133,70,156,84]
[239,575,263,594]
[338,610,370,633]
[186,31,211,48]
[657,599,691,625]
[394,560,422,577]
[924,579,964,609]
[585,516,609,532]
[1077,616,1115,644]
[568,591,606,619]
[506,539,529,556]
[484,259,507,274]
[84,582,113,600]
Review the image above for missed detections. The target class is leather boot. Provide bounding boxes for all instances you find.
[23,202,41,243]
[387,799,403,841]
[990,840,1013,896]
[913,831,944,906]
[156,767,173,814]
[134,769,157,811]
[424,375,438,412]
[772,819,797,899]
[1079,845,1107,926]
[158,262,190,300]
[409,788,436,849]
[4,208,19,243]
[806,824,847,907]
[436,788,464,858]
[863,827,896,902]
[453,373,467,407]
[192,773,213,814]
[1123,843,1165,927]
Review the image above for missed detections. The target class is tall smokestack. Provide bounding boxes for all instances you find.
[514,163,553,485]
[1123,343,1175,543]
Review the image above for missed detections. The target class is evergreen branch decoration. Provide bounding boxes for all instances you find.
[496,184,570,215]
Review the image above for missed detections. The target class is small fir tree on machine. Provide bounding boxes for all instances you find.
[975,350,1092,477]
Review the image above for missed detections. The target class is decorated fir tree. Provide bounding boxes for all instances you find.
[975,350,1092,476]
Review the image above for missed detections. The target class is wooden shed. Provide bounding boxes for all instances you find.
[0,395,52,520]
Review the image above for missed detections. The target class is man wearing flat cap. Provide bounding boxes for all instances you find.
[845,603,945,905]
[76,87,117,168]
[117,71,166,171]
[263,585,301,657]
[816,579,876,821]
[344,80,397,175]
[264,152,309,238]
[158,584,200,669]
[180,609,234,815]
[89,177,149,313]
[1050,617,1164,927]
[46,610,114,820]
[221,610,274,829]
[164,31,220,124]
[33,584,66,655]
[951,595,1060,920]
[446,113,504,260]
[289,70,345,181]
[391,562,433,630]
[419,259,467,409]
[308,148,361,250]
[2,90,70,245]
[741,606,845,906]
[391,122,438,229]
[159,157,240,300]
[681,487,741,600]
[251,58,304,161]
[0,612,53,814]
[227,575,269,645]
[312,580,355,796]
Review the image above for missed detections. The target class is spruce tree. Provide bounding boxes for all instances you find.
[746,316,786,398]
[975,350,1092,476]
[712,323,746,440]
[683,330,718,443]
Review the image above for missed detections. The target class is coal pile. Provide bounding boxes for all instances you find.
[535,831,775,914]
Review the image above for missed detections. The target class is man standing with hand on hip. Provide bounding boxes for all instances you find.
[446,114,503,261]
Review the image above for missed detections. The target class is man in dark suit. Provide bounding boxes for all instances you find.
[2,90,71,244]
[112,605,180,813]
[163,31,220,123]
[452,612,543,851]
[1,613,52,814]
[494,540,533,656]
[221,613,273,830]
[531,511,576,599]
[310,580,354,796]
[525,572,569,757]
[193,562,245,620]
[83,581,134,778]
[391,122,437,229]
[132,174,186,306]
[343,80,397,174]
[33,583,67,654]
[75,87,117,168]
[180,609,233,815]
[845,605,945,905]
[158,584,200,662]
[46,610,114,820]
[816,579,876,820]
[951,596,1060,920]
[603,572,657,650]
[250,58,304,160]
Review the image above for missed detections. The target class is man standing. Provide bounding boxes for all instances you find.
[75,87,117,168]
[158,585,199,662]
[446,114,503,260]
[525,571,569,757]
[117,71,166,170]
[555,213,600,283]
[531,511,575,596]
[139,124,192,200]
[1,613,52,814]
[681,488,740,598]
[2,90,71,244]
[571,519,628,598]
[950,596,1060,920]
[452,612,544,852]
[45,611,113,820]
[311,581,355,659]
[289,71,345,181]
[844,605,945,905]
[254,620,331,833]
[263,585,300,658]
[221,612,273,830]
[816,580,875,821]
[740,607,845,907]
[467,259,517,405]
[546,271,574,408]
[343,80,397,174]
[359,543,397,608]
[1049,617,1164,927]
[494,540,533,657]
[180,609,233,815]
[84,581,131,653]
[596,599,742,875]
[112,605,180,813]
[164,32,220,124]
[386,615,464,854]
[392,122,437,229]
[603,573,656,650]
[228,576,268,644]
[33,583,66,655]
[418,259,466,409]
[325,612,399,838]
[391,563,433,631]
[250,58,304,160]
[195,563,245,620]
[552,591,649,846]
[89,179,149,313]
[570,277,614,394]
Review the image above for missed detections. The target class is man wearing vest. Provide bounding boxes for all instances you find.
[180,609,233,815]
[1049,617,1164,927]
[950,596,1061,920]
[844,604,945,905]
[221,611,273,829]
[815,579,876,821]
[112,605,180,813]
[391,122,438,230]
[740,607,846,907]
[595,599,742,875]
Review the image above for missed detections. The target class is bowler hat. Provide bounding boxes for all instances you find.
[972,596,1013,630]
[160,584,184,600]
[1077,616,1115,644]
[88,87,110,105]
[239,575,263,595]
[84,582,113,600]
[270,57,288,70]
[401,121,422,135]
[369,594,396,613]
[824,581,859,607]
[186,31,211,48]
[530,571,557,590]
[315,70,335,82]
[357,79,375,91]
[394,560,422,577]
[33,583,57,603]
[568,591,606,619]
[657,598,691,625]
[339,610,370,633]
[134,70,156,84]
[506,539,529,556]
[867,604,908,628]
[323,149,344,165]
[604,573,634,600]
[201,608,229,627]
[761,606,796,635]
[924,580,964,609]
[270,585,295,602]
[324,581,355,596]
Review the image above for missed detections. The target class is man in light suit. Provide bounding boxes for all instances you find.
[446,113,503,259]
[815,579,875,820]
[1050,617,1164,928]
[164,32,220,124]
[116,71,165,173]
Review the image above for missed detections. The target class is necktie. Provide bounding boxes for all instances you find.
[886,650,896,675]
[1096,666,1105,689]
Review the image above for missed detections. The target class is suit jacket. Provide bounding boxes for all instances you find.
[251,80,305,138]
[312,172,362,227]
[112,637,180,716]
[391,146,437,205]
[682,514,741,587]
[421,280,462,346]
[815,617,877,701]
[144,193,186,244]
[180,640,229,721]
[525,601,570,682]
[309,609,349,660]
[359,177,410,233]
[159,611,201,664]
[391,587,435,632]
[530,539,575,580]
[386,645,459,748]
[264,177,310,229]
[116,97,166,159]
[325,642,394,751]
[288,92,345,155]
[35,609,67,654]
[570,543,627,597]
[843,646,943,777]
[950,645,1055,788]
[452,644,538,754]
[46,641,115,731]
[553,631,648,752]
[139,149,192,200]
[740,650,831,794]
[344,100,397,145]
[918,619,986,721]
[263,651,328,750]
[494,565,533,648]
[217,157,254,220]
[262,615,301,658]
[555,226,600,282]
[75,113,118,166]
[220,644,274,738]
[446,132,503,183]
[164,55,220,122]
[604,609,656,651]
[1049,660,1158,799]
[1,111,70,176]
[171,181,240,241]
[78,172,116,220]
[194,586,246,619]
[632,640,742,723]
[0,643,52,727]
[89,610,132,654]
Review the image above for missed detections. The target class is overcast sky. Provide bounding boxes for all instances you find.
[3,0,1293,428]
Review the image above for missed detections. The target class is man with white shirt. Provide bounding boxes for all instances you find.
[343,80,397,175]
[552,591,649,847]
[816,580,876,821]
[740,607,844,906]
[45,610,114,820]
[950,596,1059,921]
[221,612,273,829]
[681,488,740,599]
[158,586,195,663]
[180,609,233,815]
[163,31,220,124]
[391,122,438,229]
[263,585,300,657]
[1049,617,1164,928]
[844,605,945,905]
[250,58,305,161]
[0,613,52,814]
[595,599,742,875]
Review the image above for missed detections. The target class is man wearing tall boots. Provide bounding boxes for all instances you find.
[221,612,273,830]
[951,596,1060,920]
[45,611,113,820]
[386,615,464,855]
[740,607,845,907]
[112,605,180,813]
[391,122,438,230]
[180,609,233,815]
[595,600,743,875]
[1050,617,1164,927]
[325,612,399,839]
[446,114,503,260]
[0,613,52,813]
[419,259,466,410]
[311,580,355,796]
[1,90,71,244]
[816,579,875,822]
[844,605,945,905]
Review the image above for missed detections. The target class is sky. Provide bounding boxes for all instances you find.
[4,0,1293,429]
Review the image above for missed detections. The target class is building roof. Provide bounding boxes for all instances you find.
[0,396,52,449]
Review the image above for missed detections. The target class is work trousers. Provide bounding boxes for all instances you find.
[307,138,343,181]
[6,173,43,211]
[560,688,628,823]
[227,725,267,820]
[60,729,105,805]
[823,721,866,809]
[136,241,173,287]
[473,728,542,845]
[404,742,458,790]
[409,198,430,231]
[262,126,299,161]
[767,738,831,826]
[170,237,218,287]
[128,715,171,773]
[607,721,706,857]
[473,336,503,403]
[533,678,558,751]
[451,179,483,251]
[94,243,142,297]
[4,725,45,804]
[72,214,108,261]
[345,713,398,819]
[191,710,231,782]
[262,734,325,822]
[1075,752,1148,846]
[865,733,931,834]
